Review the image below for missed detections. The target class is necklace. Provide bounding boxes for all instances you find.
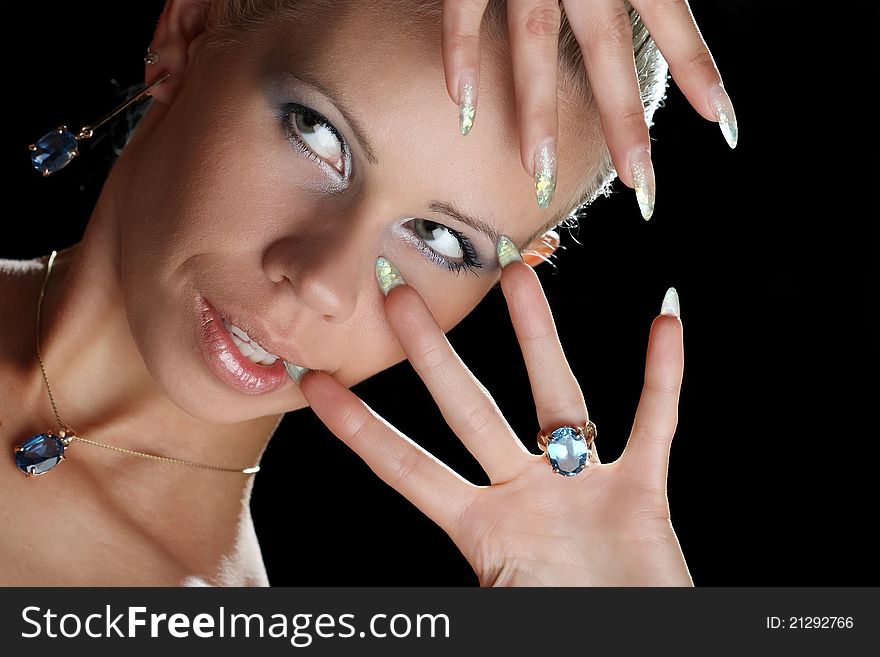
[12,250,260,477]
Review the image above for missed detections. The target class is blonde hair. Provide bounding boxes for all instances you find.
[203,0,668,235]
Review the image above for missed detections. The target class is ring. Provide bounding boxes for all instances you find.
[537,420,597,477]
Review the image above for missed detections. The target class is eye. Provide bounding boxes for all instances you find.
[414,219,463,258]
[404,218,483,276]
[281,104,346,176]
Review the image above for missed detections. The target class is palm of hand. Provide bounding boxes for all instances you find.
[300,258,690,587]
[454,457,690,587]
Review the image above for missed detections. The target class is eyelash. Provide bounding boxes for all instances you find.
[281,103,484,277]
[405,220,484,276]
[281,103,347,175]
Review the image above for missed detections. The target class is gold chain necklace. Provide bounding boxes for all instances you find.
[12,250,260,476]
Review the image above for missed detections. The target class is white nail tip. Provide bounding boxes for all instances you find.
[660,287,680,318]
[711,84,738,149]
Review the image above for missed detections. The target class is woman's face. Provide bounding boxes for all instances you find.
[117,4,602,423]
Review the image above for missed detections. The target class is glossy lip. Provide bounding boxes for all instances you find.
[196,295,296,396]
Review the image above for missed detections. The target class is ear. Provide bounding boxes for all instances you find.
[144,0,213,105]
[521,229,560,268]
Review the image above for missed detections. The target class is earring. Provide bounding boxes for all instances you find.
[28,69,171,177]
[144,47,160,65]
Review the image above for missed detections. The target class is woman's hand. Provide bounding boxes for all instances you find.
[296,246,691,586]
[441,0,737,214]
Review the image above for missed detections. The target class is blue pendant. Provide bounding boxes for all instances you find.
[29,127,79,177]
[14,431,68,476]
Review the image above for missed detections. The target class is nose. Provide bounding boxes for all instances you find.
[263,230,364,324]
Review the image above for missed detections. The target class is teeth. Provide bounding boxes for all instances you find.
[231,334,256,357]
[230,323,251,342]
[221,316,280,366]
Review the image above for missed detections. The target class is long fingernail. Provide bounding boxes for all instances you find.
[533,138,557,209]
[660,287,680,318]
[496,235,522,269]
[284,361,310,383]
[710,83,738,149]
[459,74,476,136]
[375,256,406,296]
[630,146,655,221]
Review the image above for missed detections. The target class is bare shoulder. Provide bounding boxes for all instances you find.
[0,256,45,307]
[0,257,45,486]
[0,256,45,355]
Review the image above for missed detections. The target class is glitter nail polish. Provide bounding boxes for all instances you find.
[496,235,523,269]
[375,256,406,296]
[630,147,656,221]
[284,361,310,383]
[534,139,557,209]
[459,76,476,136]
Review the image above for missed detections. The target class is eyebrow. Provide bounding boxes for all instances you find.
[428,200,503,249]
[288,71,379,166]
[432,200,570,257]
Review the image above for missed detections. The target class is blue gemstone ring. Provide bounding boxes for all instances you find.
[537,421,597,477]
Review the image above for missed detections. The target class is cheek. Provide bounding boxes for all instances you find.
[332,248,493,386]
[123,105,328,264]
[395,262,495,335]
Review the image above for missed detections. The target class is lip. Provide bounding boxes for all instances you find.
[195,295,295,396]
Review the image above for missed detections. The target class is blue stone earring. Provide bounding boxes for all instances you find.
[28,50,170,177]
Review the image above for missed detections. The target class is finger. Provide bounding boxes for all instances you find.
[383,282,532,484]
[621,291,684,491]
[630,0,737,147]
[441,0,490,135]
[507,0,562,208]
[297,369,478,536]
[498,260,589,445]
[562,0,655,219]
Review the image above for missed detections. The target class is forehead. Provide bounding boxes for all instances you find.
[248,5,601,246]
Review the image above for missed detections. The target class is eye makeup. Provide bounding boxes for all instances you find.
[400,218,484,276]
[278,102,350,183]
[274,93,487,276]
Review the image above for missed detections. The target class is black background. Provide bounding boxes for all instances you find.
[4,1,876,586]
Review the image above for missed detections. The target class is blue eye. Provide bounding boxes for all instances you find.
[404,218,483,276]
[281,103,347,176]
